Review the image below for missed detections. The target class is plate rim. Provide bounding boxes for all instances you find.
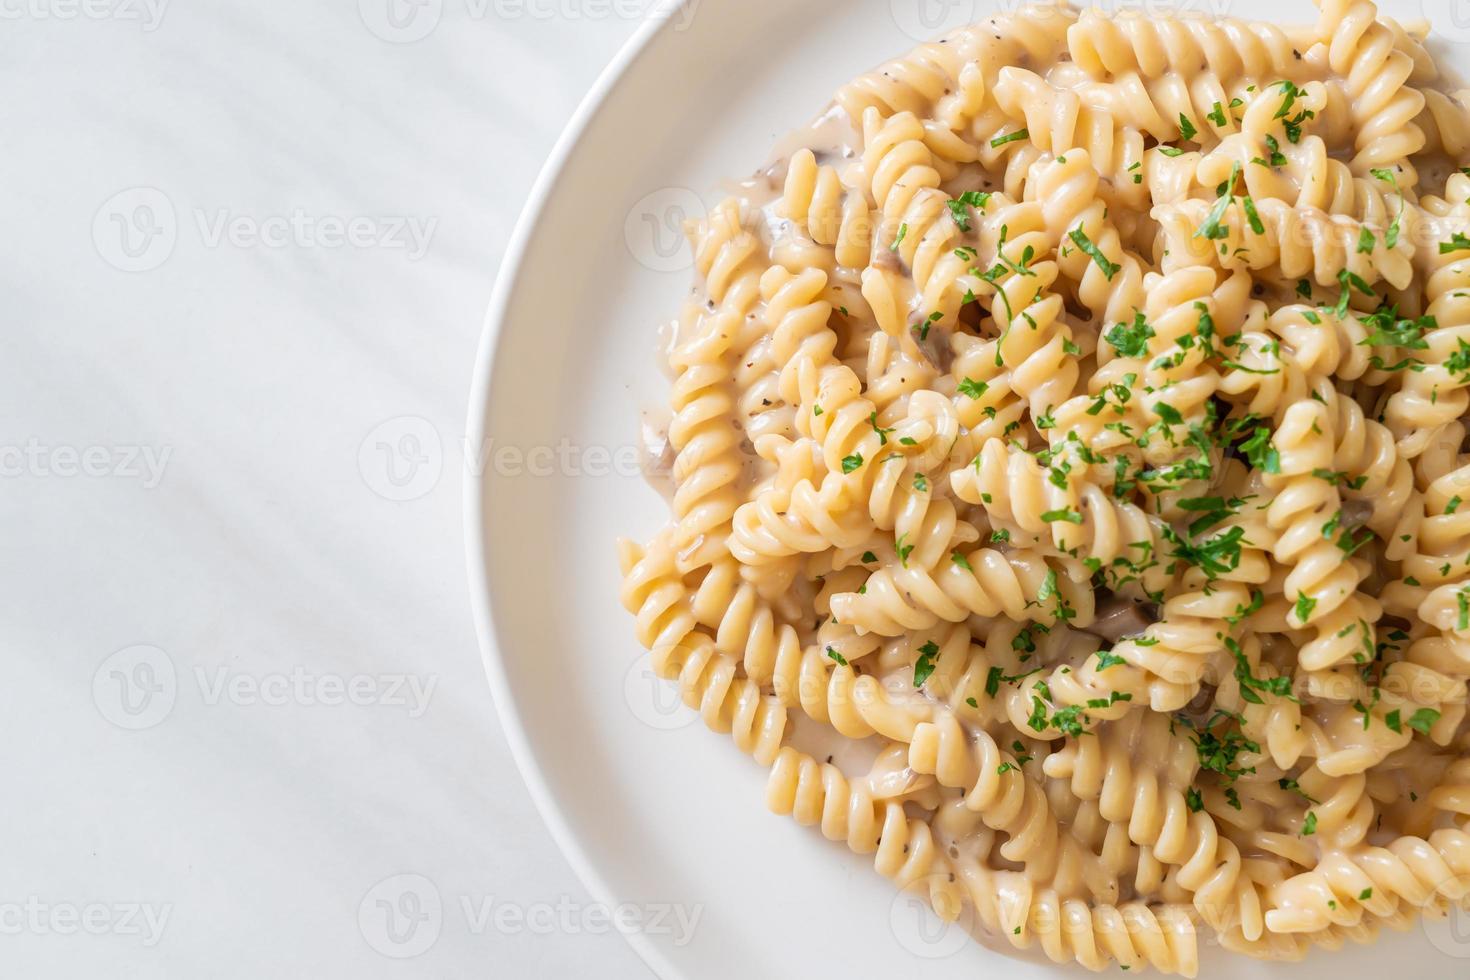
[464,5,1454,978]
[463,9,690,980]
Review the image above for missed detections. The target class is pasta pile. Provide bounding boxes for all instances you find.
[619,1,1470,972]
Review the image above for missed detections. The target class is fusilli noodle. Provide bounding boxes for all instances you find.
[619,1,1470,971]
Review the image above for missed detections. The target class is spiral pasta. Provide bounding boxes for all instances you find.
[620,0,1470,970]
[1066,8,1300,83]
[766,744,948,892]
[1041,711,1269,940]
[618,533,787,764]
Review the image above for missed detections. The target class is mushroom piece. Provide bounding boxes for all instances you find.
[640,419,676,503]
[1341,498,1374,530]
[1184,683,1217,717]
[1087,596,1160,644]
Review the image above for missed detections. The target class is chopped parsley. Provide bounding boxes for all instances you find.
[1371,168,1405,248]
[1441,233,1470,255]
[1264,134,1287,167]
[867,413,894,445]
[1070,227,1119,280]
[1361,307,1432,350]
[946,190,991,233]
[1228,637,1295,704]
[990,128,1029,148]
[1408,708,1441,736]
[957,377,988,399]
[1105,312,1155,358]
[1197,161,1242,240]
[913,641,939,688]
[915,310,942,340]
[1294,594,1318,624]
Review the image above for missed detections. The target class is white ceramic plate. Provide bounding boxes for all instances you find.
[467,1,1470,975]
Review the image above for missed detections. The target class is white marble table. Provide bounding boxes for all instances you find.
[2,2,650,975]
